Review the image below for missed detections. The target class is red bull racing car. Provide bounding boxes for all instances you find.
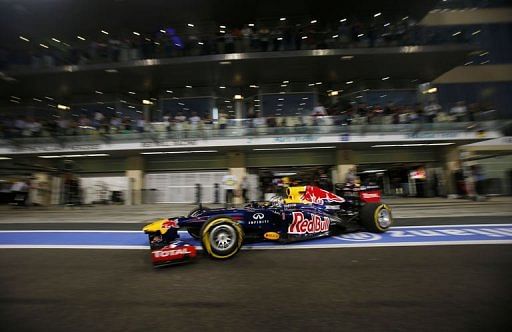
[143,185,392,266]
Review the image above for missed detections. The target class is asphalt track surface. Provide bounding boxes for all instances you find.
[1,216,511,331]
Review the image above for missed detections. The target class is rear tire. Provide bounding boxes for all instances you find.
[200,217,244,259]
[359,203,392,233]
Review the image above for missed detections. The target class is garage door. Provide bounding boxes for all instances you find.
[145,171,228,203]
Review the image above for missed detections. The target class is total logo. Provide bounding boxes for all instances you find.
[335,232,382,242]
[153,248,192,258]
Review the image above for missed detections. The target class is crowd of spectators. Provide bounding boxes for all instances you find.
[0,100,496,140]
[1,15,471,70]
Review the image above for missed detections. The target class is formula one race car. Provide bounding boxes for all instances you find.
[143,185,392,266]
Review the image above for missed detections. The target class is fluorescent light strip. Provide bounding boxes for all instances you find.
[38,154,110,159]
[141,150,218,155]
[253,146,336,151]
[372,143,455,148]
[0,157,12,160]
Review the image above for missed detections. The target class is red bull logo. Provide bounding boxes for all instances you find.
[162,219,179,229]
[300,186,345,205]
[288,212,330,234]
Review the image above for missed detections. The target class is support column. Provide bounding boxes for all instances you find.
[234,98,244,122]
[126,156,144,205]
[227,151,246,204]
[335,148,356,184]
[31,172,52,206]
[442,146,461,197]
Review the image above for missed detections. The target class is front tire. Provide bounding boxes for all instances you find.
[359,203,392,233]
[200,217,244,259]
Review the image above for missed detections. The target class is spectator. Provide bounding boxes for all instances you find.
[450,101,468,122]
[241,176,249,203]
[424,100,442,123]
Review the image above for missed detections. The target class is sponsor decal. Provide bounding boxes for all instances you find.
[247,219,270,225]
[153,248,192,257]
[264,232,280,240]
[288,212,330,234]
[151,244,197,264]
[300,186,345,205]
[162,219,179,229]
[253,213,265,220]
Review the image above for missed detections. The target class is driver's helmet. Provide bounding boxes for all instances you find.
[269,195,284,207]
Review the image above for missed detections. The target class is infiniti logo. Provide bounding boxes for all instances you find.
[253,213,265,220]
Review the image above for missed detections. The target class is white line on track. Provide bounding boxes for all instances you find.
[1,240,512,250]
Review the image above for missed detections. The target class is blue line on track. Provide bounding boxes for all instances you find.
[0,224,511,249]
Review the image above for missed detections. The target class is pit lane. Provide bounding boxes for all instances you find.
[1,244,511,331]
[1,210,511,331]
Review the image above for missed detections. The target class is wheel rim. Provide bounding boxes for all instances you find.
[377,208,391,228]
[209,224,236,252]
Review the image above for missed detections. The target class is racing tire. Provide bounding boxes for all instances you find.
[359,203,392,233]
[200,216,244,260]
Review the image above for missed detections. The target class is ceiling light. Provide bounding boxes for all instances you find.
[250,85,259,88]
[479,51,489,57]
[133,31,140,36]
[51,38,61,43]
[282,80,289,84]
[234,94,243,100]
[0,157,12,160]
[402,16,409,20]
[480,60,490,65]
[357,33,364,38]
[329,91,339,96]
[278,98,284,101]
[220,25,226,29]
[105,68,118,73]
[142,99,153,105]
[280,17,286,21]
[374,12,381,18]
[302,97,309,100]
[452,31,461,36]
[316,82,322,85]
[248,23,255,27]
[341,55,354,60]
[198,41,204,45]
[308,83,315,87]
[302,36,308,39]
[384,23,390,27]
[40,44,49,49]
[10,99,20,104]
[185,85,192,88]
[346,81,354,84]
[281,84,287,87]
[57,104,70,110]
[128,91,136,95]
[382,76,390,81]
[277,37,283,40]
[310,20,317,24]
[95,90,103,94]
[380,94,387,98]
[187,23,194,27]
[19,36,30,42]
[77,36,86,41]
[219,61,231,65]
[128,105,135,109]
[472,30,481,35]
[10,95,20,100]
[372,143,454,148]
[33,98,42,102]
[254,146,336,151]
[332,34,339,38]
[101,30,109,35]
[160,29,166,33]
[219,86,226,89]
[166,90,173,93]
[340,18,347,23]
[45,96,54,100]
